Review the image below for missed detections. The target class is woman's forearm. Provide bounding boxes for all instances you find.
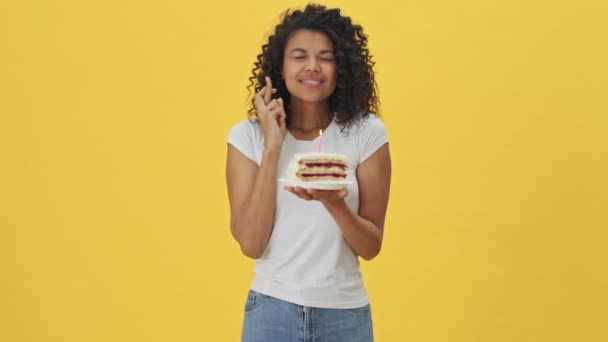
[323,200,383,260]
[232,147,281,258]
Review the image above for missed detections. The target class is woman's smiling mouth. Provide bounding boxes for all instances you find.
[299,79,324,87]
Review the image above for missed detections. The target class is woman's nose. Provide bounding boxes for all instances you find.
[305,58,321,72]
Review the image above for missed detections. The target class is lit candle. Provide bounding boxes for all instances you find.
[317,129,323,153]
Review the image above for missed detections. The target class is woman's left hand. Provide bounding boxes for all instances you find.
[283,186,347,205]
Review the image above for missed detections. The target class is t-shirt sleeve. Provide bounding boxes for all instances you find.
[227,120,260,165]
[356,115,389,164]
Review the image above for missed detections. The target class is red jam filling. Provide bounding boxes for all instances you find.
[304,162,347,170]
[301,173,347,178]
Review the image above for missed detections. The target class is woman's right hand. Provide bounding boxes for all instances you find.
[255,76,287,150]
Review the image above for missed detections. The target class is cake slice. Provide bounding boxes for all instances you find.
[286,152,349,182]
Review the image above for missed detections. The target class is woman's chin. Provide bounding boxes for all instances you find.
[289,93,332,105]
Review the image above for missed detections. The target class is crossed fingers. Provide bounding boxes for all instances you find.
[254,76,277,110]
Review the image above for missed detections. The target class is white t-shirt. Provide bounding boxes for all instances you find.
[227,114,388,309]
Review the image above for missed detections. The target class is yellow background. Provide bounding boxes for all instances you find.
[1,0,607,341]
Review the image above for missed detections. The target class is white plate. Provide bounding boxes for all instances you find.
[279,178,352,190]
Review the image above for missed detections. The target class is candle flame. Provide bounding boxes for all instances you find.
[319,129,323,136]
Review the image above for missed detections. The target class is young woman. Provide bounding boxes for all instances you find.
[226,4,391,341]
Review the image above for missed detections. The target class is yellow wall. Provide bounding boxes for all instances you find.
[1,0,607,341]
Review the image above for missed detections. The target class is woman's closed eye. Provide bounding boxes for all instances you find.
[291,56,334,62]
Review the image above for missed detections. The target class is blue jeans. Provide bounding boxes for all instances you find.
[241,290,374,342]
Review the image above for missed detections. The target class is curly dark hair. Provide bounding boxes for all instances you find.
[247,3,379,131]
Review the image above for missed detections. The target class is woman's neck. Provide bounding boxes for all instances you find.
[288,99,332,132]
